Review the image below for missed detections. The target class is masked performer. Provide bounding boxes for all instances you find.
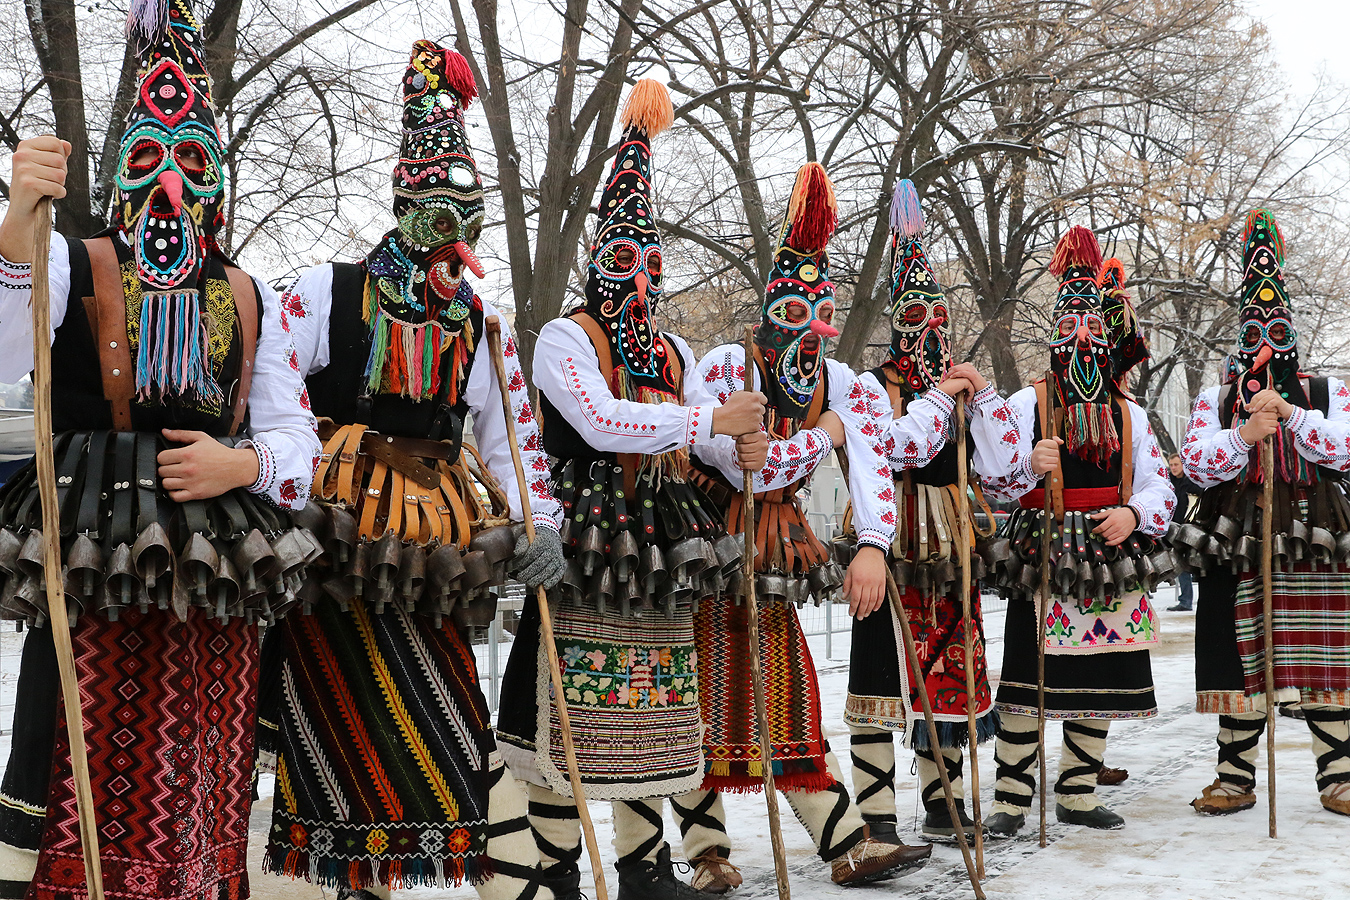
[664,163,930,892]
[0,1,320,896]
[254,41,565,900]
[841,180,1017,844]
[495,80,766,900]
[1176,209,1350,818]
[982,225,1175,835]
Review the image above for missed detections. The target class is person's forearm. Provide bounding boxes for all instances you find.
[0,210,39,264]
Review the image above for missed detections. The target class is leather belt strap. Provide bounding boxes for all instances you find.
[84,238,134,431]
[386,469,405,537]
[215,490,250,539]
[225,266,259,436]
[1035,379,1065,521]
[358,459,388,539]
[362,435,441,490]
[336,424,368,505]
[316,419,458,461]
[135,433,158,534]
[54,433,81,535]
[313,425,351,499]
[109,432,136,547]
[440,471,472,548]
[1117,394,1133,505]
[76,431,109,537]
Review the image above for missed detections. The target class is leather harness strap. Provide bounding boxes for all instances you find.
[84,238,135,431]
[225,266,259,436]
[570,311,683,498]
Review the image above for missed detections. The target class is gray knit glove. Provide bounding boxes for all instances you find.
[513,523,565,590]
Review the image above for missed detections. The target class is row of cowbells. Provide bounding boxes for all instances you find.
[742,561,847,608]
[987,509,1175,602]
[310,502,519,629]
[556,531,744,618]
[0,524,323,627]
[1169,517,1350,576]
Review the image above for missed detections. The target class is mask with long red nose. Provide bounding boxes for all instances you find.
[886,179,950,395]
[1235,209,1305,410]
[1047,225,1118,467]
[115,0,227,408]
[755,162,839,420]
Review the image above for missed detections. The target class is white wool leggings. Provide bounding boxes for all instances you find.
[1214,706,1350,793]
[990,713,1110,814]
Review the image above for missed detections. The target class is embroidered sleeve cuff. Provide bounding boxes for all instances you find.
[1019,453,1039,488]
[685,405,715,445]
[856,530,892,552]
[920,387,956,418]
[970,384,999,413]
[809,426,835,452]
[1284,405,1308,433]
[1125,500,1145,531]
[534,513,561,533]
[241,438,277,495]
[1228,427,1253,456]
[0,254,32,290]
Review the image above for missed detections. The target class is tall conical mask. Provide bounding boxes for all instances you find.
[1099,258,1149,390]
[886,179,950,395]
[583,79,673,381]
[1234,209,1304,410]
[755,162,838,420]
[362,40,486,401]
[116,0,226,408]
[1047,225,1117,466]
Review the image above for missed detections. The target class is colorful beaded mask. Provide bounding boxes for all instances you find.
[1235,209,1304,410]
[1048,225,1118,466]
[755,162,838,420]
[886,179,950,395]
[118,0,224,293]
[362,40,485,401]
[583,79,673,381]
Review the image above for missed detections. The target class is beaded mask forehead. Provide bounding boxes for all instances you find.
[886,179,950,395]
[584,79,673,379]
[118,0,224,292]
[755,161,839,419]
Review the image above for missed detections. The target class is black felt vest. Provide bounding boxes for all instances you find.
[304,261,480,450]
[50,234,255,435]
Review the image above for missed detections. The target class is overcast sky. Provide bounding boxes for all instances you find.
[1249,0,1350,97]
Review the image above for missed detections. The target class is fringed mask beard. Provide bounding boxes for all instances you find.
[1047,227,1118,467]
[755,162,839,420]
[363,39,487,401]
[583,81,671,380]
[117,0,227,410]
[886,179,950,395]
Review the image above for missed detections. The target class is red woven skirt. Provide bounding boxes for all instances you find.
[30,607,257,900]
[694,595,832,792]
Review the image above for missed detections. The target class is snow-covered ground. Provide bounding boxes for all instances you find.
[238,584,1350,899]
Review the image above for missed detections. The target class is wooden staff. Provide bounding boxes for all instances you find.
[741,327,791,900]
[485,317,607,900]
[31,198,105,898]
[1037,372,1056,848]
[1260,436,1277,839]
[885,566,985,900]
[955,395,984,877]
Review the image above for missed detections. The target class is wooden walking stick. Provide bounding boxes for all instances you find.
[485,317,608,900]
[741,327,792,900]
[1260,435,1278,839]
[955,395,984,877]
[885,566,985,900]
[31,197,106,898]
[1037,372,1057,849]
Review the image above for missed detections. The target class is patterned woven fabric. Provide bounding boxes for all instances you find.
[1234,563,1350,707]
[695,597,832,792]
[264,602,494,889]
[845,585,996,749]
[30,607,256,900]
[534,603,704,801]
